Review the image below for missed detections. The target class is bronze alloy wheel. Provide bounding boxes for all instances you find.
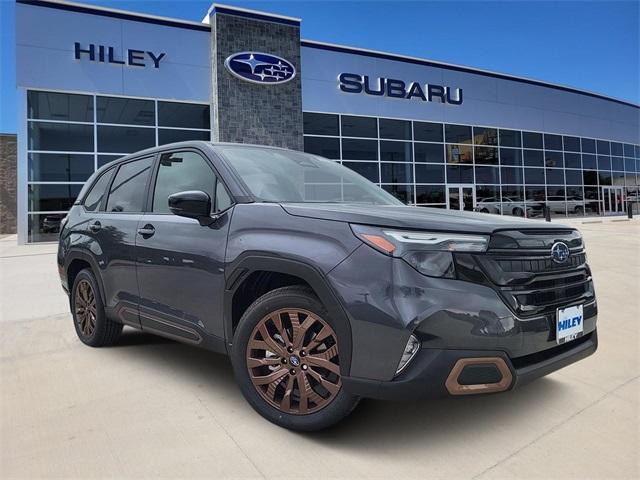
[75,279,97,337]
[246,308,341,415]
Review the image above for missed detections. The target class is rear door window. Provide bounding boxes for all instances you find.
[106,156,153,212]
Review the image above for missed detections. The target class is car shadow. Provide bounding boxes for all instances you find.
[112,328,570,453]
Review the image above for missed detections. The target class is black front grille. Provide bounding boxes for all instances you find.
[495,253,586,273]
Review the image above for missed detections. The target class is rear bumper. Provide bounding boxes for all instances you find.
[342,329,597,400]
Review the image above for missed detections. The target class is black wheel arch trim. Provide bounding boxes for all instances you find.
[64,249,107,306]
[224,253,353,376]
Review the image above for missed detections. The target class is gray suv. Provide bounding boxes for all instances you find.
[57,142,597,431]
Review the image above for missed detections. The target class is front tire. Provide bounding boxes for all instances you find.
[231,286,359,431]
[71,269,122,347]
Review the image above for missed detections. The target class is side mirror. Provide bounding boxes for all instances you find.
[168,190,211,221]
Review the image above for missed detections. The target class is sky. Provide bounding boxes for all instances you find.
[0,0,638,134]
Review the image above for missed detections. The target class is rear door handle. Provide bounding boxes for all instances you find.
[89,221,101,232]
[137,224,155,238]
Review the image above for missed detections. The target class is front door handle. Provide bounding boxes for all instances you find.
[89,221,101,232]
[137,224,155,238]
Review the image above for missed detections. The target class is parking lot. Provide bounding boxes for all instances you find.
[1,220,638,479]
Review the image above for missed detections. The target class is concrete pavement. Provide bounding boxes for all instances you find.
[1,222,638,479]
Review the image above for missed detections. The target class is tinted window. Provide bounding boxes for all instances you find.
[153,152,215,213]
[28,153,94,182]
[158,129,210,145]
[474,147,498,165]
[28,122,94,152]
[596,140,610,155]
[381,163,413,183]
[413,122,443,142]
[303,113,339,136]
[522,132,543,149]
[215,180,232,212]
[379,119,411,140]
[380,141,412,162]
[544,134,562,151]
[545,151,564,168]
[475,166,500,184]
[582,154,597,169]
[446,145,473,164]
[445,124,472,144]
[499,129,521,147]
[83,169,115,212]
[415,164,445,183]
[416,185,445,203]
[28,184,82,211]
[524,167,545,184]
[341,139,378,160]
[28,91,93,122]
[303,137,339,159]
[341,116,377,138]
[97,126,155,154]
[343,162,379,183]
[597,155,612,170]
[382,184,413,203]
[415,143,444,163]
[563,136,580,152]
[500,148,522,166]
[106,157,153,212]
[158,102,210,129]
[564,152,582,169]
[546,168,565,185]
[97,96,155,125]
[501,167,523,184]
[581,138,596,153]
[523,149,544,167]
[98,155,122,168]
[446,165,473,183]
[473,127,498,145]
[565,169,582,185]
[611,142,624,156]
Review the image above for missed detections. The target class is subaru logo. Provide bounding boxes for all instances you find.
[224,52,296,85]
[551,242,570,264]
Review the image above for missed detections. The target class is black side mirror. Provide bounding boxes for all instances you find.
[168,190,212,222]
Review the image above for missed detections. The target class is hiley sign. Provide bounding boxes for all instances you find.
[338,73,463,105]
[74,42,166,68]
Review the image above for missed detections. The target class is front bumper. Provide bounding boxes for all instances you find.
[342,329,597,400]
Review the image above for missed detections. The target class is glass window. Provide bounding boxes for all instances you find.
[474,146,498,165]
[27,213,67,242]
[501,166,523,184]
[473,127,498,145]
[582,154,597,169]
[27,91,93,122]
[544,151,564,168]
[83,168,115,212]
[523,149,544,167]
[158,129,210,145]
[97,126,155,154]
[476,185,501,203]
[381,163,413,183]
[379,118,411,140]
[544,134,562,151]
[153,152,215,213]
[98,155,122,168]
[583,170,598,185]
[382,184,413,204]
[446,145,472,164]
[612,157,624,172]
[563,136,580,152]
[414,143,444,163]
[28,153,94,182]
[597,155,612,171]
[625,158,636,173]
[341,139,378,160]
[584,187,600,214]
[215,180,232,212]
[416,185,445,204]
[97,97,154,126]
[524,167,545,185]
[499,129,521,147]
[106,157,153,212]
[526,186,546,202]
[598,170,612,185]
[415,164,445,183]
[28,122,94,152]
[565,169,582,185]
[500,148,522,166]
[623,144,635,157]
[28,184,82,212]
[475,166,500,184]
[581,138,596,153]
[303,113,339,136]
[596,140,610,155]
[380,141,412,162]
[341,116,377,138]
[446,165,473,183]
[342,162,379,183]
[303,137,339,159]
[564,152,581,169]
[501,185,524,201]
[522,131,543,149]
[413,122,443,142]
[445,124,472,144]
[158,101,210,129]
[611,142,623,156]
[546,168,565,185]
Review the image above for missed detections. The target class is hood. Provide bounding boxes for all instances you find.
[280,203,571,234]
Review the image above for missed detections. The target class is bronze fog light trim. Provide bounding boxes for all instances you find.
[445,357,513,395]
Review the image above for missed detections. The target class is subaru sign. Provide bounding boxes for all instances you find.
[224,52,296,85]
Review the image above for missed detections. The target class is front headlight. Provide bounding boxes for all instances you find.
[351,225,489,278]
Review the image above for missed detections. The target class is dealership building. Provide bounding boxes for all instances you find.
[11,0,640,243]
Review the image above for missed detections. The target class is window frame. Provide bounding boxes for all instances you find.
[104,155,156,214]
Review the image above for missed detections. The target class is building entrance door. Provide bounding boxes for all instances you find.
[602,186,625,215]
[447,185,476,212]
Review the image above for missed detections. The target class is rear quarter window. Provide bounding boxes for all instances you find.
[83,169,115,212]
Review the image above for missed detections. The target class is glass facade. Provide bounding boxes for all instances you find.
[26,90,210,242]
[303,112,640,217]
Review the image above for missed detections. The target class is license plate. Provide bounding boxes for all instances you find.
[556,304,584,345]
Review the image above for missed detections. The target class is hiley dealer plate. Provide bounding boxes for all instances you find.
[556,304,584,345]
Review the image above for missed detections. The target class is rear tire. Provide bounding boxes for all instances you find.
[71,269,122,347]
[231,285,359,431]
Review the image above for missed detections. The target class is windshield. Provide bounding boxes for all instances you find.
[217,145,403,205]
